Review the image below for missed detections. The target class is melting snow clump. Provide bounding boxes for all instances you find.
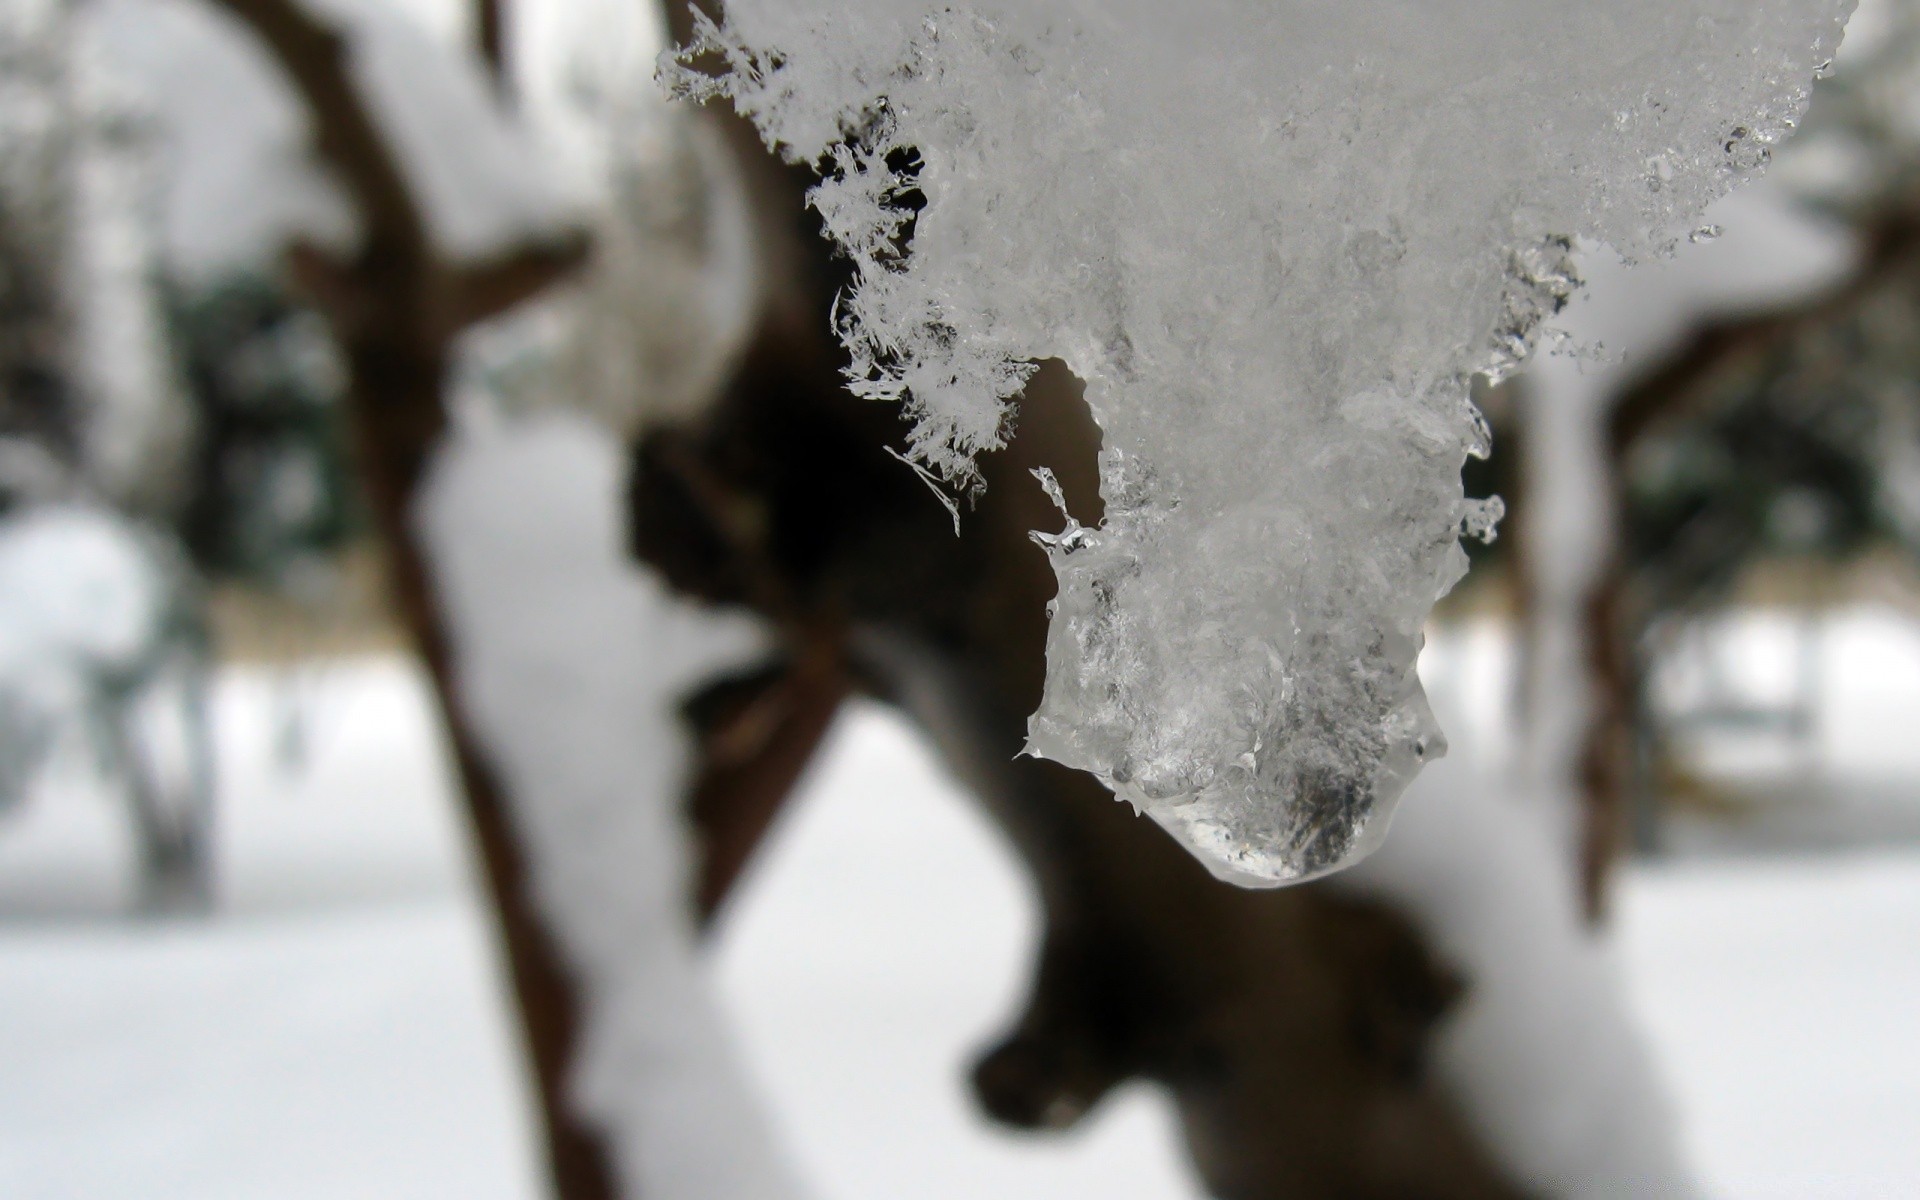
[666,1,1853,884]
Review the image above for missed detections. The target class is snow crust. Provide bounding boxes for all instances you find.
[667,1,1853,884]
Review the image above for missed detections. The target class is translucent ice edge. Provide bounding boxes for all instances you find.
[665,0,1855,885]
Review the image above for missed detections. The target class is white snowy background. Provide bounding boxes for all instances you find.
[2,611,1919,1200]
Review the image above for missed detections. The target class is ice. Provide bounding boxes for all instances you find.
[666,1,1853,884]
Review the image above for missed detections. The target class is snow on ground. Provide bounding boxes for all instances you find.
[1654,605,1920,853]
[1423,602,1920,856]
[1,612,1918,1198]
[708,697,1202,1200]
[1619,854,1920,1200]
[0,898,544,1200]
[0,658,471,917]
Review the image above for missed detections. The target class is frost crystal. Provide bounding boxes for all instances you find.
[665,2,1852,885]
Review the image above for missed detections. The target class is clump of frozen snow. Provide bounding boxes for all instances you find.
[666,0,1853,884]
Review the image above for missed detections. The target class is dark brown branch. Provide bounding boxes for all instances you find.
[686,652,848,924]
[215,0,426,279]
[1611,212,1920,454]
[207,0,607,1195]
[634,418,860,924]
[445,235,592,330]
[475,0,507,86]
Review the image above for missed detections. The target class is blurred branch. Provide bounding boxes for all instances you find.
[683,652,847,925]
[1610,212,1920,455]
[204,0,606,1195]
[635,422,856,924]
[213,0,424,281]
[445,238,591,329]
[216,0,582,339]
[476,0,506,86]
[1574,208,1920,916]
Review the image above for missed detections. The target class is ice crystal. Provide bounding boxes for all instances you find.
[665,1,1852,884]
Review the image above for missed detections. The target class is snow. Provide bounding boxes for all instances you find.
[5,11,1911,1192]
[455,101,760,437]
[0,506,168,684]
[2,623,1919,1198]
[1654,605,1920,853]
[0,655,466,915]
[87,0,580,278]
[0,506,172,811]
[710,699,1203,1200]
[1339,705,1695,1196]
[1618,853,1920,1200]
[666,0,1855,886]
[413,411,808,1200]
[84,0,345,277]
[0,899,545,1200]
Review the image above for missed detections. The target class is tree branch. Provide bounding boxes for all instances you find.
[475,0,507,87]
[1577,209,1920,915]
[215,0,425,280]
[206,0,607,1195]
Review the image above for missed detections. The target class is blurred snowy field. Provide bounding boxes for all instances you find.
[1,608,1918,1199]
